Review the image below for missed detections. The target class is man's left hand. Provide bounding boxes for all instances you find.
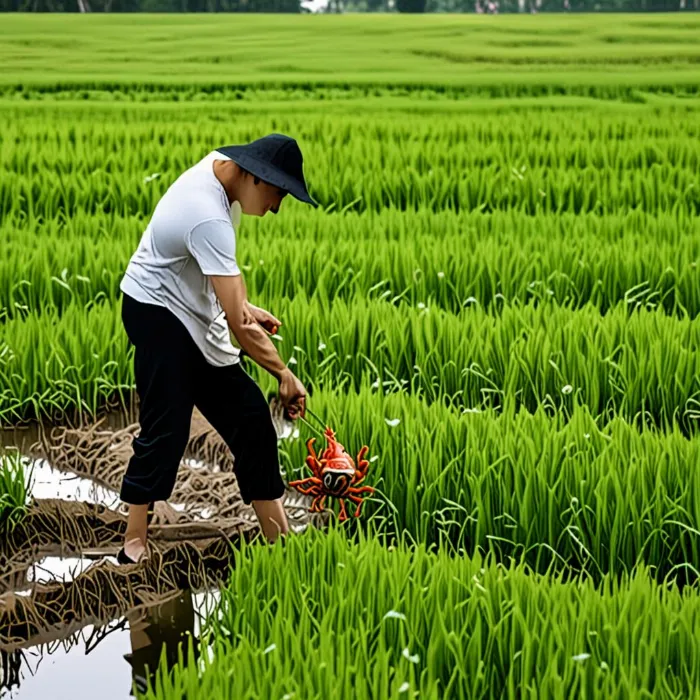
[246,301,282,335]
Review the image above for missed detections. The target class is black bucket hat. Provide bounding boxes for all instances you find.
[216,133,318,208]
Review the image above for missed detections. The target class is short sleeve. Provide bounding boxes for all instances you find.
[185,218,241,276]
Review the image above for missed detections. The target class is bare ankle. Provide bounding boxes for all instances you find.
[251,499,290,543]
[124,536,147,562]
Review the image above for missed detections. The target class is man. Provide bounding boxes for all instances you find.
[117,133,316,564]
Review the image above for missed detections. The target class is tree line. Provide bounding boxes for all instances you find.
[2,0,697,14]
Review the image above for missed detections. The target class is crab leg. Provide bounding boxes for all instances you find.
[355,446,370,477]
[337,498,349,521]
[347,494,366,517]
[347,485,374,495]
[288,476,323,493]
[305,456,324,481]
[305,438,325,479]
[310,494,323,512]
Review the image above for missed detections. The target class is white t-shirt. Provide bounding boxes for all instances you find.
[119,151,243,367]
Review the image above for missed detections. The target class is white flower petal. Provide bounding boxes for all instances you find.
[370,455,379,462]
[398,682,410,693]
[271,334,283,341]
[288,357,297,365]
[385,418,400,428]
[562,384,573,395]
[318,343,326,351]
[264,643,277,654]
[571,653,590,662]
[417,302,426,310]
[437,271,445,279]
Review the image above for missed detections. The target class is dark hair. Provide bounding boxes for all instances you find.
[239,165,261,186]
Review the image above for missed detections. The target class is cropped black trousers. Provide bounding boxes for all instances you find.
[119,291,285,506]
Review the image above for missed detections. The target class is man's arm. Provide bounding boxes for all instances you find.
[210,274,289,381]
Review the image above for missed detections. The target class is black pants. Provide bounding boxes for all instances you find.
[119,292,285,506]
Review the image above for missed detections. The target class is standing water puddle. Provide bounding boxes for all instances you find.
[1,585,221,699]
[20,457,219,521]
[1,398,311,698]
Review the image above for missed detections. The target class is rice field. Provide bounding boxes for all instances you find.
[2,14,700,699]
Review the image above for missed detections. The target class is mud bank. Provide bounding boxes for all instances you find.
[0,396,322,696]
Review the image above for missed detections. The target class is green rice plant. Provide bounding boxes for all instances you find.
[278,387,700,583]
[4,78,700,103]
[6,293,700,434]
[252,294,700,435]
[0,301,134,427]
[3,209,700,323]
[0,448,31,532]
[136,526,700,700]
[2,15,700,93]
[2,23,700,698]
[6,302,700,578]
[2,105,698,218]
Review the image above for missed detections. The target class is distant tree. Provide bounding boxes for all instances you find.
[2,0,697,11]
[396,0,426,10]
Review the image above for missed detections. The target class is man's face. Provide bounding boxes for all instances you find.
[240,174,288,216]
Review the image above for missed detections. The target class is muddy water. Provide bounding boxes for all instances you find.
[0,403,139,457]
[1,582,221,699]
[21,458,219,522]
[1,397,309,698]
[24,459,122,509]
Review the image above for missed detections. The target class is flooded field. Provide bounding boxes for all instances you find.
[1,398,323,698]
[4,13,700,697]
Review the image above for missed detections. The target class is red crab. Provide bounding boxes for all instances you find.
[288,427,375,521]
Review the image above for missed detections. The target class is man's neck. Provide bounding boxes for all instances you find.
[213,160,237,205]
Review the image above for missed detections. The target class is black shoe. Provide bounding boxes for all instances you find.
[117,546,139,565]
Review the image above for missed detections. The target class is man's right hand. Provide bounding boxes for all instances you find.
[278,369,307,420]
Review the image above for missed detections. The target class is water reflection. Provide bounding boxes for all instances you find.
[0,587,219,700]
[124,589,201,697]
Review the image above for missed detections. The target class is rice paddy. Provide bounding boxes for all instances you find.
[2,13,700,699]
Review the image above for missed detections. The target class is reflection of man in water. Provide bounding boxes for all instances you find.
[123,589,200,697]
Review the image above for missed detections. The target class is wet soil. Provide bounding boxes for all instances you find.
[0,396,324,697]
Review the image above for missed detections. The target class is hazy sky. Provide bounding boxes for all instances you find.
[301,0,330,10]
